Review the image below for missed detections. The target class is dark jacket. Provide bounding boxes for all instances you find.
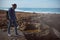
[8,8,16,20]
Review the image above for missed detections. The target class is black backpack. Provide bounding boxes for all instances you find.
[6,11,9,20]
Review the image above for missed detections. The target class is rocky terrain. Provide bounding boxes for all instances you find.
[0,10,60,40]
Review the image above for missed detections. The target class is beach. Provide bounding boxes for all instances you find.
[0,10,60,40]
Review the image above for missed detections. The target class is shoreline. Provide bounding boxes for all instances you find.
[0,9,60,14]
[0,9,60,39]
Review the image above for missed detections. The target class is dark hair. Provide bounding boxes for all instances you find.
[12,4,17,6]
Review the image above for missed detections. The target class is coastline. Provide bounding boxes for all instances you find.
[0,10,60,39]
[0,9,60,22]
[0,9,60,29]
[0,9,60,14]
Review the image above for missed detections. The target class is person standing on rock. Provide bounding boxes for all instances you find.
[7,4,19,36]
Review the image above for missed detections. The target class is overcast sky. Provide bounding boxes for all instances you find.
[0,0,60,8]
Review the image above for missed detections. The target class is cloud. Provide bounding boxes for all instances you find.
[0,0,60,8]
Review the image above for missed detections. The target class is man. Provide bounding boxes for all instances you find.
[8,4,19,36]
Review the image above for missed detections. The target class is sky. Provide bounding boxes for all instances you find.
[0,0,60,8]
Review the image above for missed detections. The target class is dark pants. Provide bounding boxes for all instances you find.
[7,19,18,35]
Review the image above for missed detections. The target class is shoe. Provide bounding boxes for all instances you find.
[15,33,23,36]
[8,34,11,37]
[17,25,20,30]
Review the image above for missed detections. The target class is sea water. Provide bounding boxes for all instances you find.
[0,7,60,14]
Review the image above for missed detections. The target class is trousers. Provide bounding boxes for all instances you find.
[7,19,18,35]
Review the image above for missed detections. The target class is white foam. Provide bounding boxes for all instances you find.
[3,9,8,11]
[15,9,60,14]
[15,9,34,13]
[15,9,24,12]
[1,9,60,14]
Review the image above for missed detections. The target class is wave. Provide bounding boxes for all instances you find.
[0,9,60,14]
[15,9,60,14]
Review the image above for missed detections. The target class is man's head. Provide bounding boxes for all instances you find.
[12,4,17,9]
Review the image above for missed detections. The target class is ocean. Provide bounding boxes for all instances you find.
[0,7,60,14]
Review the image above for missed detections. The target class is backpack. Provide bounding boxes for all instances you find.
[6,11,9,20]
